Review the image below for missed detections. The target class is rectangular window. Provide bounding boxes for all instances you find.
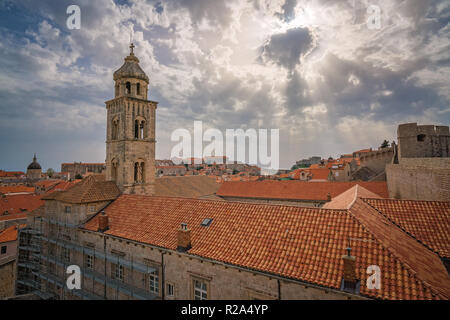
[85,254,94,269]
[62,247,70,263]
[149,270,159,294]
[193,279,208,300]
[112,263,124,281]
[64,206,71,214]
[88,206,96,213]
[1,246,6,254]
[167,283,174,297]
[48,244,56,256]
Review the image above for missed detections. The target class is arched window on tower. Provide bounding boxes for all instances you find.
[112,160,118,182]
[136,83,140,96]
[140,162,145,183]
[134,162,139,182]
[134,161,145,183]
[112,119,119,140]
[126,82,131,95]
[140,121,145,139]
[135,120,139,139]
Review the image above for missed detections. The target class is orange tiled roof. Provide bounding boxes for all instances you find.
[349,198,450,299]
[83,195,450,299]
[0,224,22,243]
[0,186,35,194]
[156,166,186,169]
[354,149,372,154]
[0,194,44,215]
[155,176,220,199]
[41,175,120,204]
[0,171,25,178]
[290,168,330,180]
[42,180,80,196]
[0,212,28,222]
[323,185,381,209]
[363,198,450,259]
[216,181,389,201]
[35,180,61,189]
[61,163,105,166]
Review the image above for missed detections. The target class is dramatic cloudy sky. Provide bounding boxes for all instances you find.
[0,0,449,172]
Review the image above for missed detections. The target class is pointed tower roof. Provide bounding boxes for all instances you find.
[27,154,41,170]
[113,43,149,82]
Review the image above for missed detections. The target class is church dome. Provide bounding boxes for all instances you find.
[113,43,149,83]
[27,154,41,170]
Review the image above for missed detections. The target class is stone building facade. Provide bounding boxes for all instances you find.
[26,155,42,181]
[61,163,105,179]
[387,123,450,201]
[397,123,450,160]
[386,158,450,201]
[105,43,157,196]
[0,225,19,298]
[0,258,16,298]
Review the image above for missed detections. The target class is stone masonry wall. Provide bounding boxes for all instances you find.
[386,158,450,201]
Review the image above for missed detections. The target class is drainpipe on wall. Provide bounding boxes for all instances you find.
[103,234,107,299]
[277,279,281,300]
[161,251,166,300]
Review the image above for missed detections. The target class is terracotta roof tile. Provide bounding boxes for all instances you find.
[83,195,449,300]
[0,224,23,243]
[41,175,120,204]
[363,198,450,259]
[0,171,24,178]
[216,181,389,201]
[349,198,450,299]
[155,176,220,198]
[0,186,35,194]
[0,194,44,215]
[323,185,381,209]
[290,168,330,180]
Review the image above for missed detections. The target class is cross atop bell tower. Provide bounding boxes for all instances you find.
[105,43,157,195]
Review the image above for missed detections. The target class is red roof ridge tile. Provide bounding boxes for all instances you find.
[361,198,450,259]
[348,198,450,299]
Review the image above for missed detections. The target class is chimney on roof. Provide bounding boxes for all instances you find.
[177,223,191,252]
[327,193,332,202]
[341,247,359,293]
[98,211,109,232]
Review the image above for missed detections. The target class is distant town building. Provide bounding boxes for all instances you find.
[216,180,388,207]
[26,155,42,181]
[61,162,106,179]
[295,156,321,168]
[156,165,186,177]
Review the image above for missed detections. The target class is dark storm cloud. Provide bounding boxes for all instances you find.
[283,53,448,125]
[259,27,314,70]
[0,0,449,171]
[275,0,297,22]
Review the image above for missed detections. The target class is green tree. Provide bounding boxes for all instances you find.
[46,168,55,178]
[75,174,83,180]
[380,140,390,148]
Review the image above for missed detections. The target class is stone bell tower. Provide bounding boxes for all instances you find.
[105,43,157,195]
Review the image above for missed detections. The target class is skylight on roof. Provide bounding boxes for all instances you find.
[201,218,213,227]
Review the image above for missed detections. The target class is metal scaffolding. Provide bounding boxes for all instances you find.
[16,215,159,300]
